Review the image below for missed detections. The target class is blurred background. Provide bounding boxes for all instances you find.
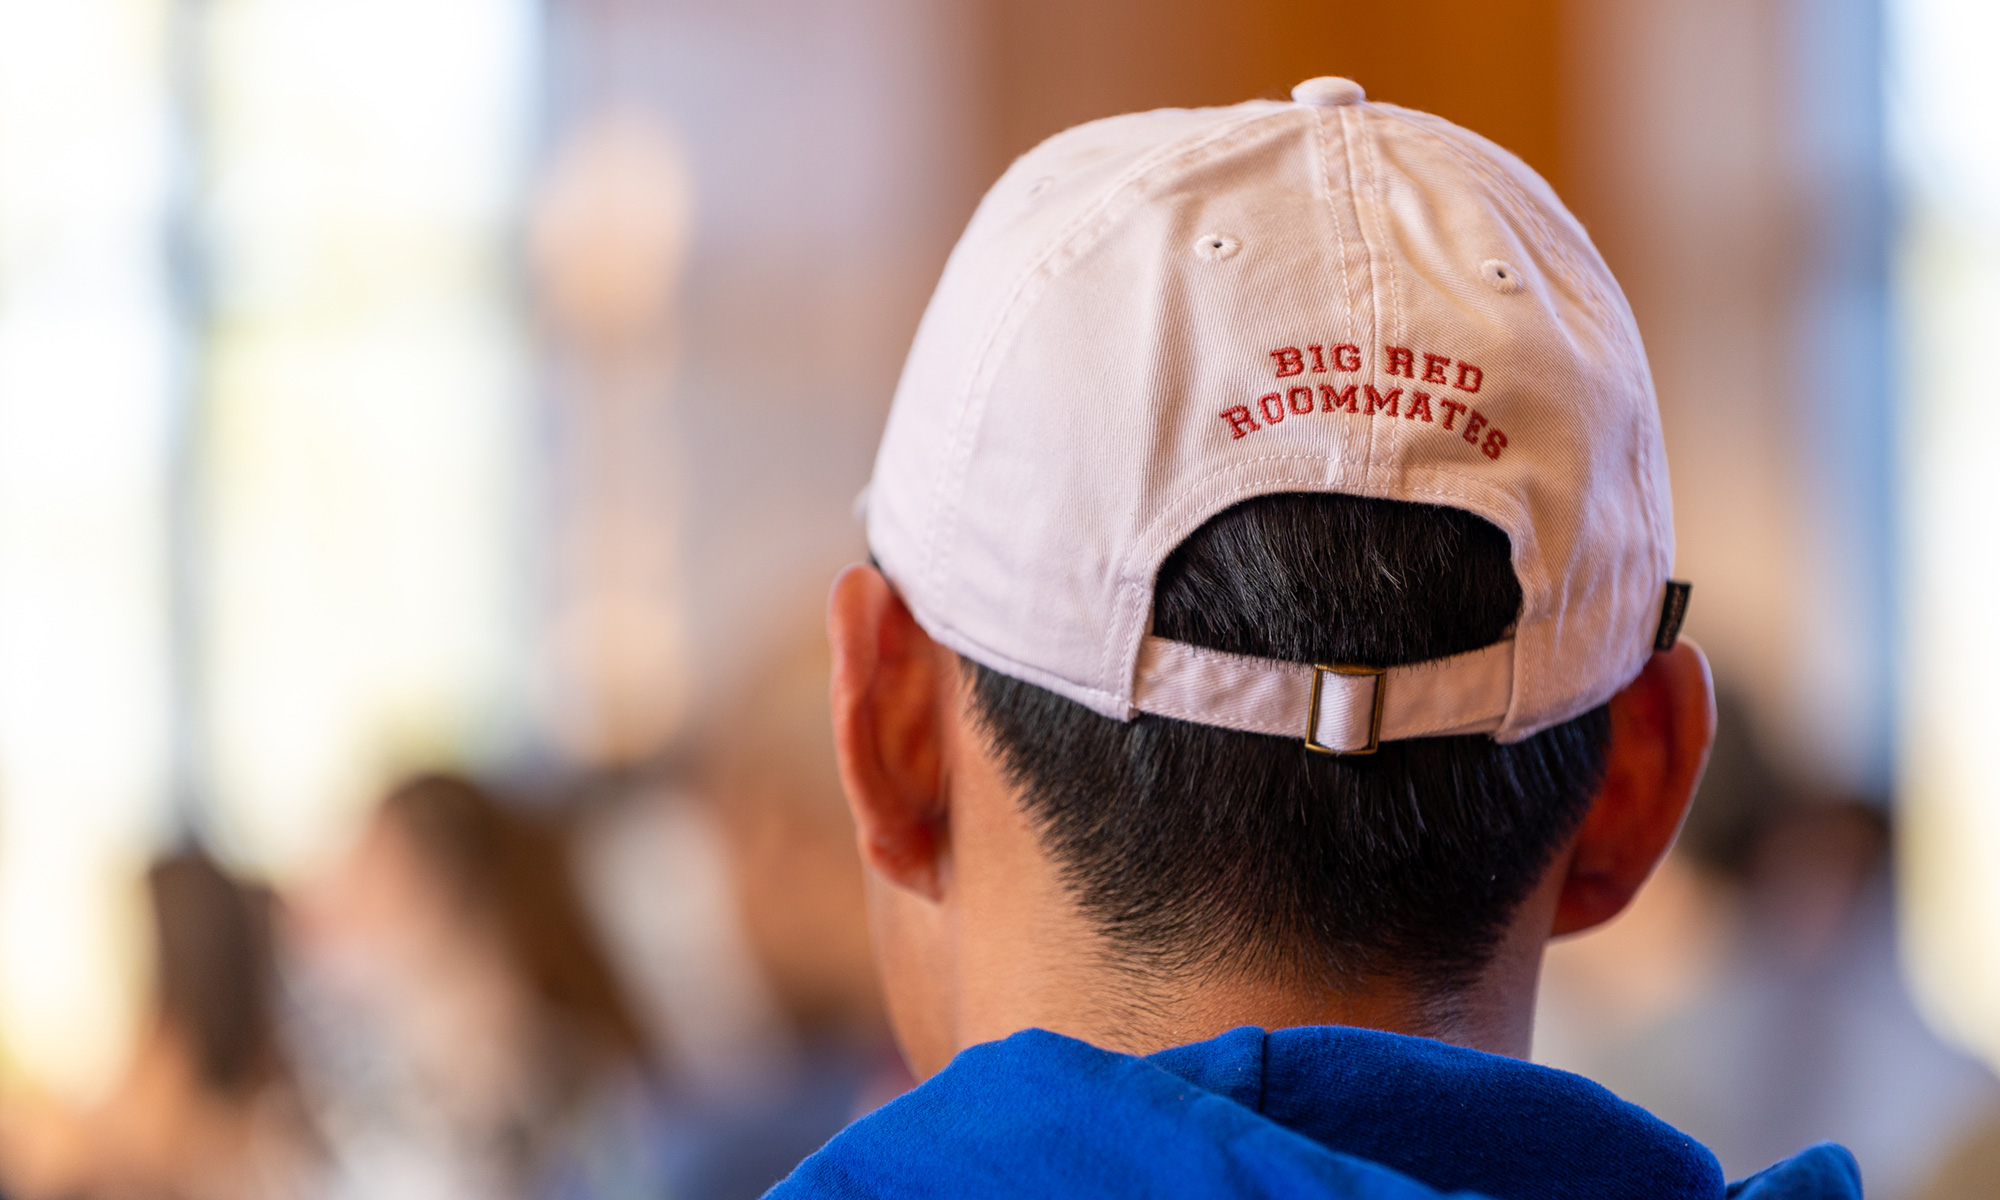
[0,0,1995,1196]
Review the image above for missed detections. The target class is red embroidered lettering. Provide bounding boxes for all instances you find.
[1331,344,1361,371]
[1438,398,1467,430]
[1221,406,1261,438]
[1385,347,1416,378]
[1482,428,1507,459]
[1321,384,1358,413]
[1422,354,1451,385]
[1271,348,1305,377]
[1308,345,1327,373]
[1406,391,1434,422]
[1455,362,1483,393]
[1462,410,1489,444]
[1364,385,1401,417]
[1288,386,1315,414]
[1259,392,1287,423]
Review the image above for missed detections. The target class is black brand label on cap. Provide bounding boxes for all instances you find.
[1653,581,1693,652]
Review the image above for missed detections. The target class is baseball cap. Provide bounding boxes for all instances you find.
[864,77,1687,755]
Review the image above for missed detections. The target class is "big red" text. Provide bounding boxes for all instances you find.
[1218,343,1507,459]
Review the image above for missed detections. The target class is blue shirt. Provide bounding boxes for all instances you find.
[769,1025,1861,1199]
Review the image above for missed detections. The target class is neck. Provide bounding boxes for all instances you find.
[956,941,1547,1063]
[938,717,1567,1067]
[948,806,1566,1063]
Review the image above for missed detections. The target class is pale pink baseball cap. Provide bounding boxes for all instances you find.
[864,77,1684,754]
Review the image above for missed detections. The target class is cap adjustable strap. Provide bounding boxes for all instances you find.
[1131,636,1513,755]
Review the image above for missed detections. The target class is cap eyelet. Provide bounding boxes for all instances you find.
[1194,232,1241,261]
[1480,258,1525,294]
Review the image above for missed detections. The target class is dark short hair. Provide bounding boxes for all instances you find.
[148,848,281,1095]
[963,492,1611,994]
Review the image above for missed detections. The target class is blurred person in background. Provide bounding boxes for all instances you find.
[288,773,662,1200]
[698,633,894,1059]
[1,847,319,1200]
[568,628,906,1200]
[1537,694,2000,1197]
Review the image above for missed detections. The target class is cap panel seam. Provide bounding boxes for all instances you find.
[1370,103,1617,334]
[920,105,1299,610]
[923,105,1311,700]
[1344,105,1393,478]
[1359,107,1406,353]
[1312,108,1363,368]
[1114,574,1151,715]
[1356,102,1649,735]
[1369,103,1671,672]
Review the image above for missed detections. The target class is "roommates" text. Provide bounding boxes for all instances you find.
[1219,343,1507,460]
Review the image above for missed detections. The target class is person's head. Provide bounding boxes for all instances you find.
[830,79,1715,1076]
[325,772,653,1118]
[147,846,284,1098]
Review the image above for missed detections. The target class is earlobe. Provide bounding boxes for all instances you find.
[827,564,953,901]
[1551,640,1716,937]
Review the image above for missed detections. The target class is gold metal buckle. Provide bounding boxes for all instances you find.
[1305,663,1386,756]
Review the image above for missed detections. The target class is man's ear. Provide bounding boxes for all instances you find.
[1552,640,1716,937]
[827,564,953,901]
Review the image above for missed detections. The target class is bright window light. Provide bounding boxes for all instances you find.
[0,0,539,1094]
[1892,0,2000,1070]
[0,0,176,1097]
[200,0,539,874]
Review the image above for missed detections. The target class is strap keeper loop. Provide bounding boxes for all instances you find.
[1306,663,1385,755]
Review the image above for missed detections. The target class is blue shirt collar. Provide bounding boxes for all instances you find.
[1147,1024,1721,1200]
[772,1023,1862,1199]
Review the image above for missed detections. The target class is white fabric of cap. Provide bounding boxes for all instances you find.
[866,77,1673,745]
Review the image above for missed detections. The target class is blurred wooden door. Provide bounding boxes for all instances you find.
[975,0,1565,193]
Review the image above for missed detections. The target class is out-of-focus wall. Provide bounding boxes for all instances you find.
[977,0,1564,191]
[538,0,988,755]
[1893,0,2000,1097]
[1567,0,1893,796]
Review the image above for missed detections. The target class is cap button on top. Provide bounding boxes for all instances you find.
[1292,77,1365,107]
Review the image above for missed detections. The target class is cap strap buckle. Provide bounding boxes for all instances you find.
[1130,635,1510,751]
[1306,664,1386,756]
